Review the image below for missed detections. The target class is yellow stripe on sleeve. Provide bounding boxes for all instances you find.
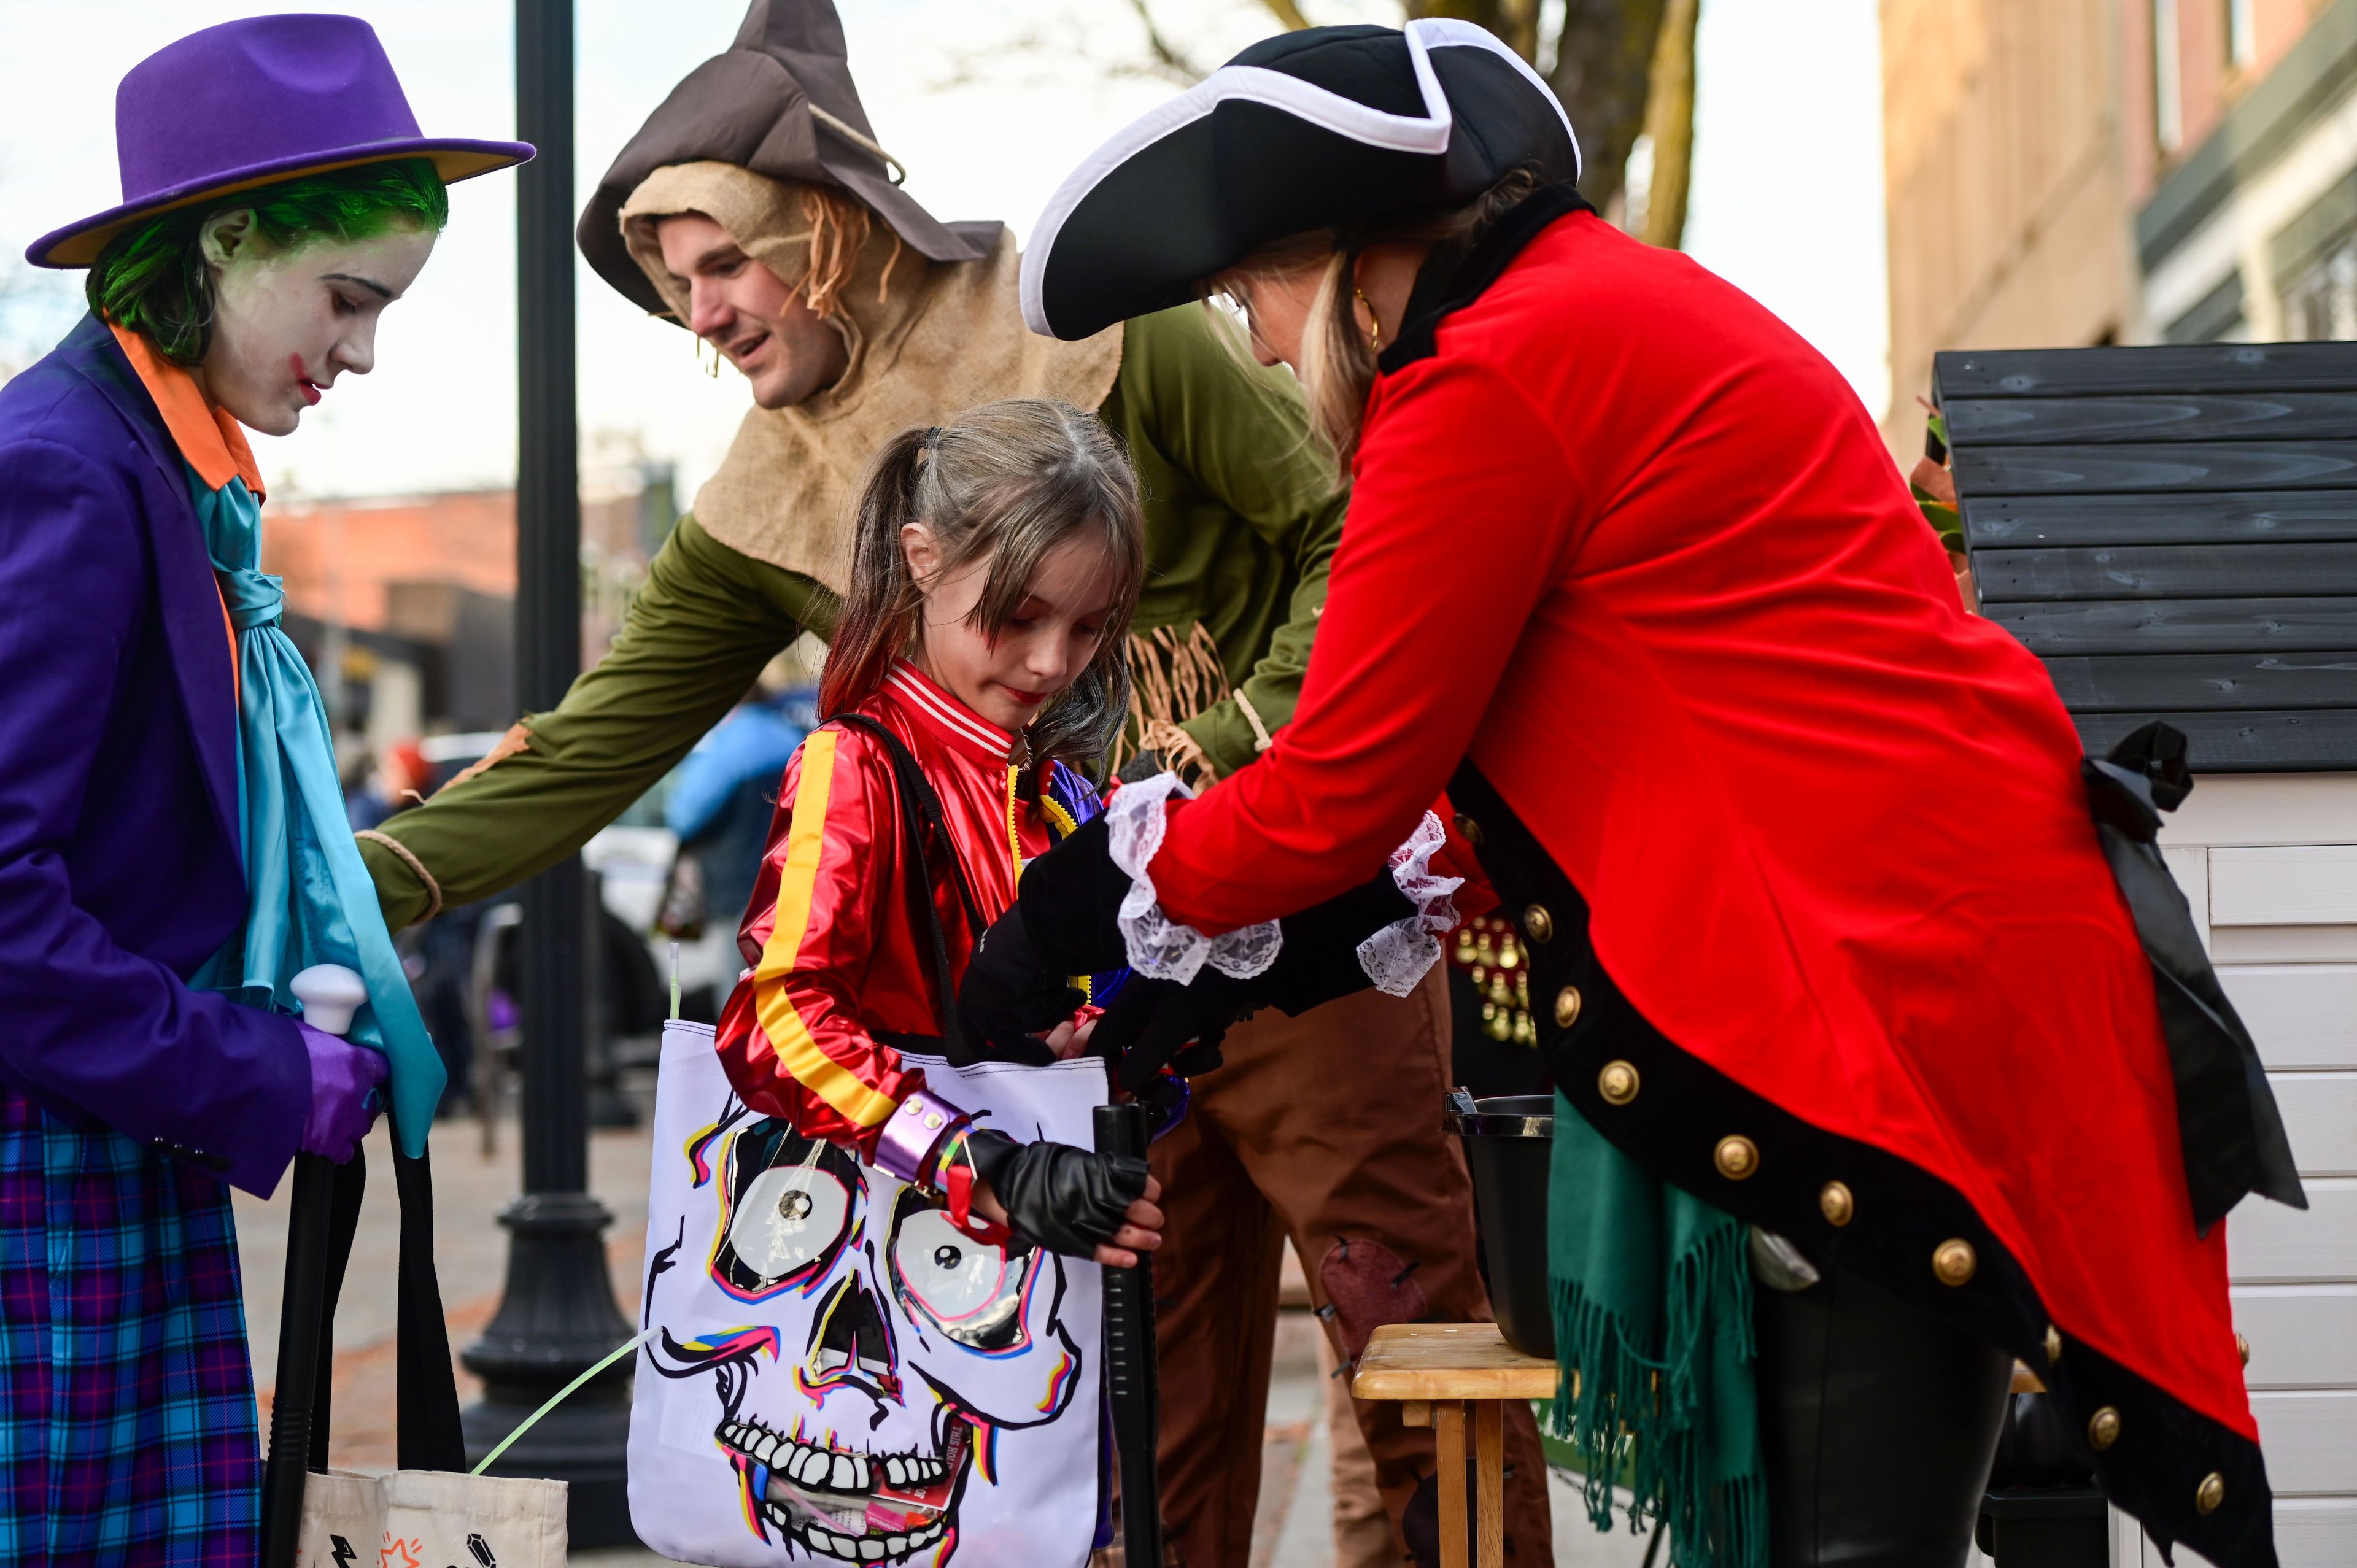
[749,730,904,1130]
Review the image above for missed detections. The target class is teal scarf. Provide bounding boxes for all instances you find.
[1548,1093,1763,1568]
[185,468,443,1156]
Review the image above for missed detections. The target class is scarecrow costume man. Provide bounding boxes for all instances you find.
[0,16,525,1563]
[963,20,2305,1568]
[355,3,1552,1560]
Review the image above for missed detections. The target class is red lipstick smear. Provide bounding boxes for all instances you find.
[1002,686,1050,708]
[292,355,322,406]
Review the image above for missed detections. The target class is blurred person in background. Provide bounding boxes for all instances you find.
[0,15,525,1559]
[354,2,1551,1561]
[348,736,434,831]
[659,678,817,938]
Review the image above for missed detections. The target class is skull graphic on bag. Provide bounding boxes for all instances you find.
[629,1024,1107,1568]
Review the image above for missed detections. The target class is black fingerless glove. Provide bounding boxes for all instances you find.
[964,1129,1148,1257]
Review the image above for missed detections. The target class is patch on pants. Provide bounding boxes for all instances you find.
[1318,1235,1428,1365]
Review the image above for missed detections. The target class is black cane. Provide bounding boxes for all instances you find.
[261,1150,336,1568]
[1094,1102,1160,1567]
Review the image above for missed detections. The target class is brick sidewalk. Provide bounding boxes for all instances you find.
[235,1118,655,1473]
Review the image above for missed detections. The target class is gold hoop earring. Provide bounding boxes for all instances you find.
[1353,285,1382,353]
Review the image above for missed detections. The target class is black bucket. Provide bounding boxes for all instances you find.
[1446,1092,1555,1361]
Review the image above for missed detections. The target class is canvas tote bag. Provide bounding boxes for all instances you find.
[629,1021,1110,1568]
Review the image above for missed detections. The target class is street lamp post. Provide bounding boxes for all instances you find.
[460,0,638,1547]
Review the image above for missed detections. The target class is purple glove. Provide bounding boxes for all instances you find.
[298,1021,388,1161]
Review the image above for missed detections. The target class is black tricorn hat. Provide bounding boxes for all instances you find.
[579,0,997,317]
[1021,20,1578,341]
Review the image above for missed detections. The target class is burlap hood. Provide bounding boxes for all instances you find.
[618,161,1123,592]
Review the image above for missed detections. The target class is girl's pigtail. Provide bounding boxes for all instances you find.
[820,425,934,719]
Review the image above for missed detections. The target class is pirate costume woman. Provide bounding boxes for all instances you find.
[962,20,2302,1568]
[0,19,524,1562]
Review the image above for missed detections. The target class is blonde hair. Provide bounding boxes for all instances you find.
[1212,166,1544,466]
[821,399,1146,768]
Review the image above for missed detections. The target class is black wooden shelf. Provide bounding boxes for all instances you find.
[1938,342,2357,771]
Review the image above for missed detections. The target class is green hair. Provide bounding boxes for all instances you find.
[87,157,449,366]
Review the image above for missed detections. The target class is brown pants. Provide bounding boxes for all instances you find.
[1149,970,1554,1568]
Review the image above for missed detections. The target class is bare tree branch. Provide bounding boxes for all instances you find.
[1549,0,1669,215]
[1128,0,1212,82]
[1638,0,1698,249]
[1260,0,1315,28]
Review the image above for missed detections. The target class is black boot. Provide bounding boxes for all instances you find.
[1754,1259,2013,1567]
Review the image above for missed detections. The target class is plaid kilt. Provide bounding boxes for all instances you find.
[0,1084,261,1566]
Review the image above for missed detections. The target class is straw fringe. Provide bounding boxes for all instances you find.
[1113,621,1229,784]
[1547,1222,1765,1568]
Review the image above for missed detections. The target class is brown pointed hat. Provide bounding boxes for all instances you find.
[578,0,997,317]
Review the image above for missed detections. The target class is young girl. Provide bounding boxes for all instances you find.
[713,398,1163,1265]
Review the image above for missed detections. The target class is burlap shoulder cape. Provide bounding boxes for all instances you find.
[619,161,1124,592]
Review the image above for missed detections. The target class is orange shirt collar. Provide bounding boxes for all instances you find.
[107,321,266,500]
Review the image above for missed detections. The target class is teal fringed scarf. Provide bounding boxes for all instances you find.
[1547,1091,1764,1568]
[185,467,444,1156]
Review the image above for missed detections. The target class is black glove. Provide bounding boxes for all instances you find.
[964,1129,1148,1257]
[957,815,1134,1057]
[954,906,1083,1062]
[1085,864,1417,1090]
[1005,814,1134,973]
[1115,747,1169,785]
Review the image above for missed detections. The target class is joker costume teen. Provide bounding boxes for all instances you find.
[0,17,525,1563]
[972,21,2302,1568]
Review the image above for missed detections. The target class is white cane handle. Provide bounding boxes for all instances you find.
[290,962,367,1035]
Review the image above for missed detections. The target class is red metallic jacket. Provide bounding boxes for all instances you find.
[714,662,1068,1156]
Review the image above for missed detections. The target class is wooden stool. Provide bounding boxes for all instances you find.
[1352,1322,1557,1568]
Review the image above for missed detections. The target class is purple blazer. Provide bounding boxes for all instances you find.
[0,314,304,1196]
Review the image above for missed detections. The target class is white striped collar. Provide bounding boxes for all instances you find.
[884,660,1019,763]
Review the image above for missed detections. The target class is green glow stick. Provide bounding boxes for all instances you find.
[470,1327,652,1477]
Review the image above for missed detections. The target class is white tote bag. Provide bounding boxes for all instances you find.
[296,1468,567,1567]
[630,1020,1109,1568]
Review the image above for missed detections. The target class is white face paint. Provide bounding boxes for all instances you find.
[195,210,437,436]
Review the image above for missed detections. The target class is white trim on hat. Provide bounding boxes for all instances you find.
[1019,20,1578,336]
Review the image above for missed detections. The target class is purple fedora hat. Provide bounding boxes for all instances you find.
[28,13,532,268]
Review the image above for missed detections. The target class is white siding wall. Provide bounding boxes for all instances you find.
[2113,775,2357,1567]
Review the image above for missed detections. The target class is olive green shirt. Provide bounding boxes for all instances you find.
[360,304,1346,930]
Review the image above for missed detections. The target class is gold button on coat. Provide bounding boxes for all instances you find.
[1554,986,1583,1028]
[1714,1135,1759,1180]
[1597,1060,1639,1105]
[1818,1181,1854,1227]
[1453,813,1484,845]
[2086,1407,2120,1450]
[2196,1473,2224,1515]
[1522,904,1554,944]
[2044,1326,2062,1367]
[1932,1239,1976,1286]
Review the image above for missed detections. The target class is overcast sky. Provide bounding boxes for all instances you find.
[0,0,1887,501]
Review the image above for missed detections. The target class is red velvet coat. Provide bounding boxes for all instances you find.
[1147,199,2271,1561]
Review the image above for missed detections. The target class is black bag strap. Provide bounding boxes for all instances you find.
[829,713,988,1061]
[307,1141,467,1473]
